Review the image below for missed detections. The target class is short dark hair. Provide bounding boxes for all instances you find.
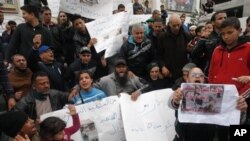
[70,14,84,23]
[246,16,250,24]
[39,117,66,140]
[78,70,93,80]
[221,17,241,30]
[31,71,49,84]
[153,17,163,23]
[195,25,204,34]
[41,6,51,13]
[10,54,25,63]
[118,4,125,10]
[211,11,226,21]
[20,5,39,19]
[7,20,16,26]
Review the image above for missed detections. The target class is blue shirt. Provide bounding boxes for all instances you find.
[72,87,106,105]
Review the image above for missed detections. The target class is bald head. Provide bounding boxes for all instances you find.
[168,14,182,35]
[169,14,181,24]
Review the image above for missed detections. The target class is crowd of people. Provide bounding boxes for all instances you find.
[0,0,250,141]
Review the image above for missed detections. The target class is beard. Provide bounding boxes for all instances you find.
[15,67,27,73]
[115,71,128,86]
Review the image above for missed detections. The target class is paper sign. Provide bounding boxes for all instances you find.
[120,89,176,141]
[178,83,241,126]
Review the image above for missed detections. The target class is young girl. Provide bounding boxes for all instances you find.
[39,105,80,141]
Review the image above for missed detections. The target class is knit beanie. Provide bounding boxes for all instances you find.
[0,111,28,138]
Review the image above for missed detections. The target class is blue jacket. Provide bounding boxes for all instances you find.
[72,87,106,104]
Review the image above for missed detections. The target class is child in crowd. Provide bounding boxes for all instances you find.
[71,70,106,104]
[39,105,80,141]
[209,17,250,140]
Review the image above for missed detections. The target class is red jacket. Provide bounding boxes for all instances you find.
[209,39,250,95]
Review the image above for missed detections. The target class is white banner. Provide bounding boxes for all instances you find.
[59,0,113,19]
[113,0,132,10]
[120,89,176,141]
[85,12,130,58]
[178,83,241,126]
[41,96,126,141]
[40,89,176,141]
[129,14,151,25]
[48,0,60,17]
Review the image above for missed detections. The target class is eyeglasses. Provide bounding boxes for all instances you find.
[190,73,205,78]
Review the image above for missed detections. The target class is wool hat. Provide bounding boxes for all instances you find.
[182,63,197,72]
[0,111,28,138]
[80,47,91,54]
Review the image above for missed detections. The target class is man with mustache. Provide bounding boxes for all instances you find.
[94,59,149,101]
[14,71,70,121]
[168,67,247,141]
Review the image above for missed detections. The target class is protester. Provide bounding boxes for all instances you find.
[192,11,227,75]
[0,111,38,141]
[0,50,14,112]
[158,13,191,84]
[8,54,33,101]
[209,17,250,128]
[172,62,197,90]
[1,20,16,57]
[160,5,168,25]
[57,11,75,65]
[94,59,150,101]
[133,0,143,14]
[169,67,247,141]
[39,105,80,141]
[71,70,106,105]
[146,62,170,90]
[14,71,70,120]
[119,24,156,79]
[7,5,52,61]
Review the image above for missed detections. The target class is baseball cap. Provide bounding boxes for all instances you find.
[80,47,91,54]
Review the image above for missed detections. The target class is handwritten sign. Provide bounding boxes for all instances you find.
[179,83,241,126]
[59,0,113,19]
[86,12,130,57]
[41,96,126,141]
[120,89,176,141]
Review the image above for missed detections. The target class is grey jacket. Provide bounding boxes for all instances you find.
[94,73,149,96]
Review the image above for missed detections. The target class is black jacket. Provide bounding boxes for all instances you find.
[38,61,66,91]
[73,30,99,61]
[120,36,156,79]
[191,30,221,75]
[158,26,191,80]
[7,23,52,61]
[14,89,68,120]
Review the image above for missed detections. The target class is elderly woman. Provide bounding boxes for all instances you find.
[71,70,106,104]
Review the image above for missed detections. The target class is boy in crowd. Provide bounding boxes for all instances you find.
[209,17,250,140]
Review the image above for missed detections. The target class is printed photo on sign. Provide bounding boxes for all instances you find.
[161,0,194,13]
[181,83,224,114]
[80,119,98,141]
